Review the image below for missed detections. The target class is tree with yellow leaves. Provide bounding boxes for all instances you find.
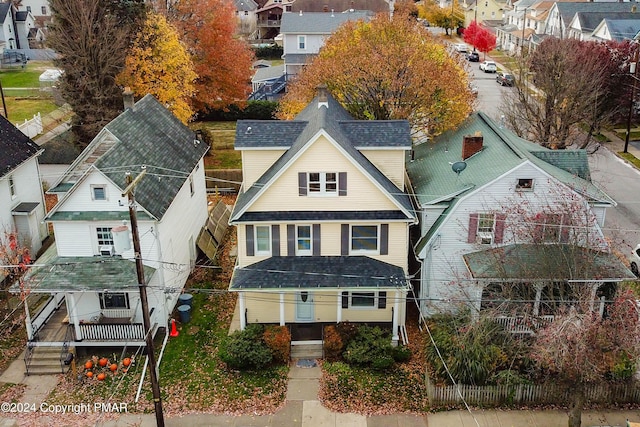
[116,12,196,123]
[278,14,473,137]
[418,0,464,36]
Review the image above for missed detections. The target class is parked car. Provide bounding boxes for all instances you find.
[496,72,514,86]
[466,51,480,62]
[631,243,640,277]
[479,60,497,73]
[454,43,468,53]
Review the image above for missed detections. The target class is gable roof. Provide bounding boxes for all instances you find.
[291,0,390,13]
[0,114,41,178]
[594,17,640,41]
[572,11,640,34]
[280,10,372,34]
[0,3,11,24]
[406,112,612,208]
[252,64,285,83]
[553,1,637,27]
[231,91,415,223]
[50,95,208,220]
[235,0,258,11]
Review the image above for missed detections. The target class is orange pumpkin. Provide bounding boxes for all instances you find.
[86,371,93,378]
[84,360,93,370]
[123,358,131,367]
[109,363,118,372]
[97,373,106,381]
[99,358,108,367]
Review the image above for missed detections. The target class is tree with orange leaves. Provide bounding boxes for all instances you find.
[278,14,473,137]
[169,0,254,113]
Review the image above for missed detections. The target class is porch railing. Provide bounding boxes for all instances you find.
[101,309,134,319]
[78,323,145,341]
[494,315,555,334]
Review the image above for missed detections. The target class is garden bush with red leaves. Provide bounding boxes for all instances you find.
[323,325,343,362]
[263,325,291,363]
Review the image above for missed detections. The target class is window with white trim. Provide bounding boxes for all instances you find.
[255,225,271,255]
[351,292,376,308]
[96,227,114,246]
[296,225,312,256]
[351,225,378,253]
[8,175,16,199]
[477,213,495,244]
[92,185,107,200]
[99,292,130,309]
[298,35,306,50]
[516,178,534,191]
[308,172,337,195]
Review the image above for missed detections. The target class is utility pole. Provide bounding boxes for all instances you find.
[122,169,165,427]
[625,47,639,154]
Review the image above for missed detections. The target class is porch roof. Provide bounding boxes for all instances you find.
[229,256,406,290]
[11,256,156,293]
[462,244,636,281]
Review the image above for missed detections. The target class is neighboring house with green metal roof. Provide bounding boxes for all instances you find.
[280,10,372,77]
[406,112,634,332]
[13,94,209,373]
[229,87,416,349]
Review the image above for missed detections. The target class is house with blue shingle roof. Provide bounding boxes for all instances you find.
[13,93,209,372]
[229,87,417,348]
[406,112,634,331]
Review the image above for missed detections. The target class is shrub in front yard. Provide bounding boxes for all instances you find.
[263,325,291,363]
[343,325,399,370]
[219,324,272,370]
[323,325,343,362]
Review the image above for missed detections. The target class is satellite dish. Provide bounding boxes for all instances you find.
[451,161,467,175]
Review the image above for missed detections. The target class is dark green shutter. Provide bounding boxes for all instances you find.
[380,224,389,255]
[341,224,349,255]
[313,224,321,256]
[287,224,295,255]
[271,225,280,256]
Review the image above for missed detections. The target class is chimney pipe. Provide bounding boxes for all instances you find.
[123,87,135,110]
[462,133,484,160]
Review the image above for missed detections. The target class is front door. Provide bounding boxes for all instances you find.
[295,291,314,322]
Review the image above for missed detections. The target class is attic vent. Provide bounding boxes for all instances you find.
[245,126,252,134]
[299,10,302,15]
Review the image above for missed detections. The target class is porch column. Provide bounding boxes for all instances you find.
[279,292,285,326]
[392,290,400,344]
[336,291,342,323]
[239,292,246,330]
[533,283,544,316]
[68,293,82,340]
[589,281,602,313]
[24,297,33,341]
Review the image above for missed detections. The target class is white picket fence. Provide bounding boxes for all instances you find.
[427,380,640,407]
[16,113,43,138]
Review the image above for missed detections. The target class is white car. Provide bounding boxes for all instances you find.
[631,243,640,277]
[479,60,497,73]
[454,43,468,53]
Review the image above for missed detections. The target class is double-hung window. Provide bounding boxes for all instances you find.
[308,172,337,195]
[97,227,114,246]
[351,225,378,253]
[477,213,495,244]
[296,225,312,256]
[341,291,387,309]
[298,35,306,50]
[99,292,129,309]
[92,185,106,200]
[255,225,271,255]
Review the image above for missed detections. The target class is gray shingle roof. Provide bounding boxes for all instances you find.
[555,2,637,27]
[282,53,316,65]
[0,114,41,178]
[235,0,258,11]
[0,3,10,25]
[574,11,640,35]
[290,0,390,13]
[87,95,208,220]
[252,64,285,82]
[231,93,415,223]
[229,256,406,290]
[280,10,372,34]
[598,18,640,41]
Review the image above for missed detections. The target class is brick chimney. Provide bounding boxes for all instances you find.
[323,4,329,12]
[317,84,328,108]
[462,132,483,160]
[123,87,135,110]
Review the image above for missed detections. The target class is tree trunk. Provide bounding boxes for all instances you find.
[568,385,585,427]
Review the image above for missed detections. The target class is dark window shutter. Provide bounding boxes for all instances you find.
[341,291,349,309]
[246,225,254,256]
[380,224,389,255]
[313,224,321,256]
[298,172,307,196]
[468,213,478,243]
[341,224,349,255]
[271,225,280,256]
[339,172,347,196]
[494,213,506,244]
[378,291,387,309]
[560,214,570,243]
[287,224,295,255]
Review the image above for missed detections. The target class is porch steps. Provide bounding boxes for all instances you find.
[25,346,69,375]
[291,342,323,360]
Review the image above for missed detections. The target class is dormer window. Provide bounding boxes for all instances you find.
[92,185,107,200]
[516,178,534,191]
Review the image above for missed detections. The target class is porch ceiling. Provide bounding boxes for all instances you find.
[229,256,406,290]
[463,243,636,281]
[10,256,156,293]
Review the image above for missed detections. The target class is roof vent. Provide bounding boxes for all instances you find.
[299,10,302,15]
[246,126,252,134]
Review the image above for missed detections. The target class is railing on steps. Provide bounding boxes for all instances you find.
[59,324,74,374]
[24,341,35,376]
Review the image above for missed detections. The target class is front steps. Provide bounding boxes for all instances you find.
[25,346,69,375]
[291,341,323,360]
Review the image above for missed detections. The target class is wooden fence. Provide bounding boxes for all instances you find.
[205,169,241,194]
[427,379,640,407]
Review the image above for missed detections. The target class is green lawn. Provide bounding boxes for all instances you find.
[195,121,242,169]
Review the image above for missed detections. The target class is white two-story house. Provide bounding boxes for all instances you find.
[14,94,209,374]
[229,88,417,346]
[406,112,634,331]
